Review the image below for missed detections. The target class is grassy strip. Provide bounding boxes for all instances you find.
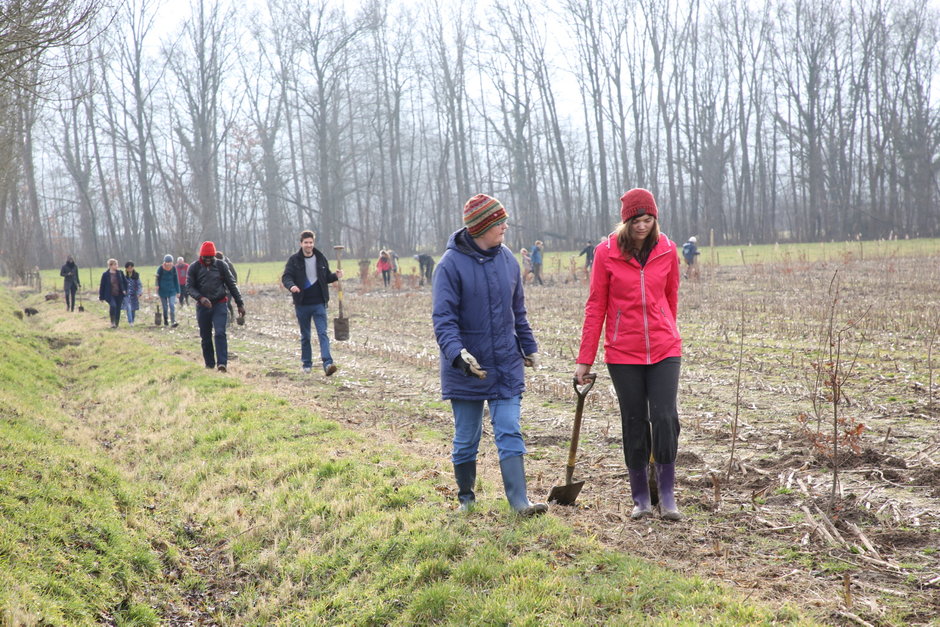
[2,288,811,624]
[0,293,161,625]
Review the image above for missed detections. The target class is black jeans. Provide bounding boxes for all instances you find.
[607,357,681,469]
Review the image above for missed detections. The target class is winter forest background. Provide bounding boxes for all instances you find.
[2,0,940,279]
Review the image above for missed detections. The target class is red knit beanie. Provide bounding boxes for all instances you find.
[199,241,217,257]
[463,194,508,238]
[620,188,658,222]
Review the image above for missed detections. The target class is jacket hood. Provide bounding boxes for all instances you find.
[446,228,501,260]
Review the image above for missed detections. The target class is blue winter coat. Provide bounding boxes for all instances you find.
[530,245,543,265]
[432,228,538,400]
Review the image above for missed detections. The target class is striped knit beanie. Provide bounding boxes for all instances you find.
[463,194,508,238]
[620,188,658,222]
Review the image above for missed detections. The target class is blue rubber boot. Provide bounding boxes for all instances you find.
[655,462,683,521]
[499,455,548,517]
[453,461,476,512]
[628,466,653,519]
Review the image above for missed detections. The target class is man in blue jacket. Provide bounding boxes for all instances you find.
[432,194,547,517]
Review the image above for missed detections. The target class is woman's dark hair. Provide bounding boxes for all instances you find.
[615,215,660,265]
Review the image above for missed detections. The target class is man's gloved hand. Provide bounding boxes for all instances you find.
[198,297,211,308]
[454,348,486,379]
[237,305,246,318]
[523,353,539,368]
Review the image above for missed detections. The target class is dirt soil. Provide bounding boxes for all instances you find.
[113,256,940,625]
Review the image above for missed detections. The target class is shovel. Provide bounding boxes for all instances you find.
[333,245,350,341]
[548,372,596,505]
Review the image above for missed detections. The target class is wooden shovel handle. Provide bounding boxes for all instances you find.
[565,373,596,470]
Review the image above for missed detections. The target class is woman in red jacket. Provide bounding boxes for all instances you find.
[574,188,683,521]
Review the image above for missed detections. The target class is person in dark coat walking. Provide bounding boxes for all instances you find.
[281,230,342,375]
[415,253,435,286]
[98,258,127,328]
[60,255,81,311]
[187,241,245,372]
[432,193,546,517]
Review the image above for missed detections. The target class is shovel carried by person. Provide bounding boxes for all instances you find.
[548,373,596,505]
[333,245,350,341]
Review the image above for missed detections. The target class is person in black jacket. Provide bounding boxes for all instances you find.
[60,255,81,311]
[98,258,127,328]
[281,230,342,375]
[187,241,245,372]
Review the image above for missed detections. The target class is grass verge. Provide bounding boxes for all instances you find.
[1,286,812,625]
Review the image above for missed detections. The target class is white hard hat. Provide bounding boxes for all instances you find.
[688,236,697,243]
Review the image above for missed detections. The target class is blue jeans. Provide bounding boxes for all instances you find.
[196,301,229,367]
[295,303,332,369]
[160,295,176,324]
[124,301,136,324]
[450,396,526,465]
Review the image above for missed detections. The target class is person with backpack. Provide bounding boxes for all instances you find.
[187,241,245,372]
[156,254,181,327]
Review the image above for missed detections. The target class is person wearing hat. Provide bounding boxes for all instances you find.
[187,241,245,372]
[432,193,547,517]
[574,188,683,521]
[156,254,181,327]
[682,236,700,279]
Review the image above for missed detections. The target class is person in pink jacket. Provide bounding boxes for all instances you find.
[574,188,683,521]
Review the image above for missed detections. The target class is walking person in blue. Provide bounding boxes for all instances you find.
[682,236,700,279]
[123,261,142,326]
[530,240,545,285]
[156,254,180,327]
[281,230,342,376]
[433,193,547,517]
[60,255,81,312]
[187,241,245,372]
[98,258,127,328]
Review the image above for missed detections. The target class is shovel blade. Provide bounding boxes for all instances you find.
[333,317,350,341]
[547,480,585,506]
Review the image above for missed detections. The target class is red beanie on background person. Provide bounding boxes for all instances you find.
[620,188,658,223]
[463,194,508,238]
[199,241,217,257]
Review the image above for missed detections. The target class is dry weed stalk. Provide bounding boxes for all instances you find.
[928,314,938,413]
[726,303,745,482]
[806,270,870,512]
